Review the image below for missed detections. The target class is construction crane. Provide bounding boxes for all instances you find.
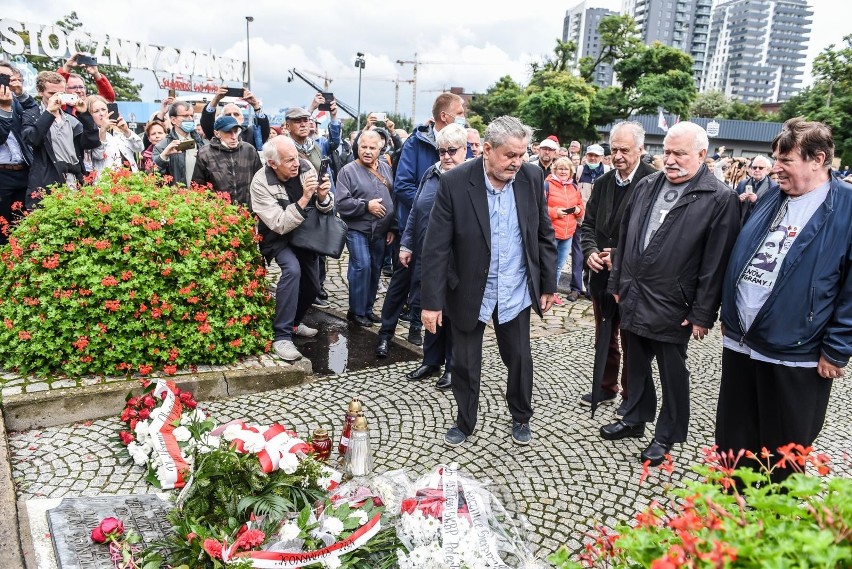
[396,54,491,121]
[299,69,334,91]
[361,76,415,116]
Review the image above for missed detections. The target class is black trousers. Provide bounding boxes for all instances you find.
[620,330,689,444]
[716,348,832,481]
[423,315,453,367]
[0,171,27,245]
[591,294,629,398]
[451,306,533,436]
[378,262,415,340]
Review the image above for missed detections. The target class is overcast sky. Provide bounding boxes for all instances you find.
[3,0,847,123]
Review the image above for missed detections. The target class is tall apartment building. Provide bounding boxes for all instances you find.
[701,0,812,103]
[622,0,713,81]
[562,1,619,87]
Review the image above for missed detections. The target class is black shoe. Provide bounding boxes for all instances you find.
[399,310,413,323]
[366,311,382,324]
[375,338,390,358]
[435,371,451,390]
[312,297,329,308]
[347,312,373,327]
[382,265,393,277]
[317,287,329,300]
[640,439,672,466]
[406,364,440,381]
[407,327,423,346]
[579,391,617,406]
[600,420,645,440]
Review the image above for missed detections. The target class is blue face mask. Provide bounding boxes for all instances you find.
[589,161,602,169]
[180,120,195,133]
[454,116,467,127]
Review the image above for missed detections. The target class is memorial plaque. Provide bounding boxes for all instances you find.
[47,494,172,569]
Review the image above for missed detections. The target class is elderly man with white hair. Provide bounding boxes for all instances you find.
[600,121,740,466]
[250,136,333,362]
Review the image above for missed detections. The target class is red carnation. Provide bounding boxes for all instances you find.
[202,538,223,560]
[118,431,134,445]
[142,395,156,408]
[235,529,265,550]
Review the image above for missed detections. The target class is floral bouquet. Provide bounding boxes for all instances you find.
[397,463,545,569]
[119,379,215,489]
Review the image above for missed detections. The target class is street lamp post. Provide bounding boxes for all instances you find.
[355,52,365,131]
[245,16,254,90]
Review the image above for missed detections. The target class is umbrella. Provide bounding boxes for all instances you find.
[590,291,619,419]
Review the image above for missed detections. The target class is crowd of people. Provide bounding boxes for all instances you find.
[1,54,849,476]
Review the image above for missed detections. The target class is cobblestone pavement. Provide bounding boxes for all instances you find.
[10,322,851,560]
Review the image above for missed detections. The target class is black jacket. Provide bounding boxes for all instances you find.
[607,166,740,343]
[21,105,100,208]
[0,93,36,168]
[581,161,657,295]
[191,137,262,208]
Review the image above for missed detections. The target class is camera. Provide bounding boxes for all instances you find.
[372,112,387,123]
[59,93,78,105]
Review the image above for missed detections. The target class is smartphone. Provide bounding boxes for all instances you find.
[167,88,176,98]
[744,184,754,195]
[372,112,387,123]
[0,73,9,87]
[76,54,98,66]
[106,102,120,120]
[225,86,245,98]
[318,157,330,179]
[176,139,196,152]
[59,93,78,105]
[318,92,334,112]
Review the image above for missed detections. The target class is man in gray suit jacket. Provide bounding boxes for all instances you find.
[421,116,558,447]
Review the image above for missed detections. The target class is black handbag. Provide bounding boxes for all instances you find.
[290,206,348,258]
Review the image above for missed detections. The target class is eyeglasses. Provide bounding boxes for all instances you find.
[66,85,86,92]
[438,147,460,157]
[751,166,766,170]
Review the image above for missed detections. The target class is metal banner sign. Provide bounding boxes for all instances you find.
[706,120,721,138]
[156,73,222,94]
[0,19,245,82]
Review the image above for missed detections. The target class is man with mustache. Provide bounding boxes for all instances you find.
[600,121,740,466]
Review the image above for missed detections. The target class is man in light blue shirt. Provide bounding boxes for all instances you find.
[421,116,558,447]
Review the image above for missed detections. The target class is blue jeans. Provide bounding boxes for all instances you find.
[346,230,385,316]
[556,237,572,280]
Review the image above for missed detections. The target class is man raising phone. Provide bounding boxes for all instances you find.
[152,100,207,186]
[57,53,116,114]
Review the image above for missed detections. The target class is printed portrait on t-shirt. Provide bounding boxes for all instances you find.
[742,226,791,288]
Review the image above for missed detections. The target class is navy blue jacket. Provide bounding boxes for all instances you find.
[721,177,852,367]
[0,94,36,167]
[393,124,437,232]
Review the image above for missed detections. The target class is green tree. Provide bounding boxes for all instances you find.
[614,42,697,117]
[588,86,628,132]
[578,14,642,83]
[19,11,142,101]
[468,75,524,123]
[724,99,770,121]
[530,39,577,74]
[690,90,730,118]
[519,71,596,142]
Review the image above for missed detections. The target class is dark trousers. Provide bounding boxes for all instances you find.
[273,246,320,341]
[592,294,629,398]
[716,348,832,481]
[346,230,385,316]
[379,262,413,340]
[620,330,689,444]
[423,316,453,367]
[569,226,584,292]
[0,171,27,245]
[451,307,533,435]
[318,255,326,288]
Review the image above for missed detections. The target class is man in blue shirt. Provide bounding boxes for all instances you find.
[421,116,558,447]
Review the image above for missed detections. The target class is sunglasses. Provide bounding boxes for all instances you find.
[438,147,460,157]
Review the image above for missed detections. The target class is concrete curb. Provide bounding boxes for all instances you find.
[0,406,26,569]
[2,360,312,431]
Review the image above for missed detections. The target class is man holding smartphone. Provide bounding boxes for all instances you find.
[192,115,262,208]
[57,53,116,115]
[200,86,270,151]
[735,155,777,219]
[152,101,207,186]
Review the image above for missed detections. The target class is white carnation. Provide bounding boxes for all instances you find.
[172,426,192,442]
[278,522,301,542]
[278,452,299,474]
[133,420,150,440]
[321,516,344,537]
[198,434,220,454]
[322,557,341,569]
[222,424,243,441]
[348,510,368,525]
[242,432,266,453]
[127,441,149,466]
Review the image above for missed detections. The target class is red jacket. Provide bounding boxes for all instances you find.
[546,174,584,240]
[56,68,116,103]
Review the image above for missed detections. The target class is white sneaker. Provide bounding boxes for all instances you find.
[273,340,303,361]
[293,323,318,337]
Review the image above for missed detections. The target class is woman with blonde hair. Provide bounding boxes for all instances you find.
[545,156,584,304]
[85,94,143,178]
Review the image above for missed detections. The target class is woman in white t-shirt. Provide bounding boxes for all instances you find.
[85,95,144,178]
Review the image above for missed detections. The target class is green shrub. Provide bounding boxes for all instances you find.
[0,170,273,377]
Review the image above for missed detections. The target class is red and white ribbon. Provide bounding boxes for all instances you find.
[148,380,189,489]
[222,513,382,567]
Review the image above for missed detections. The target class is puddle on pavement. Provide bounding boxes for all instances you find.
[294,310,418,375]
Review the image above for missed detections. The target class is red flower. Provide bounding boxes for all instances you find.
[179,392,193,405]
[4,319,13,329]
[120,271,133,281]
[90,527,106,543]
[163,364,177,375]
[198,322,212,335]
[103,300,121,312]
[202,538,223,559]
[194,311,208,322]
[18,330,31,340]
[138,364,153,376]
[93,240,110,250]
[118,431,135,445]
[229,338,242,347]
[235,529,265,550]
[138,408,150,420]
[142,395,156,408]
[41,254,60,269]
[72,336,89,351]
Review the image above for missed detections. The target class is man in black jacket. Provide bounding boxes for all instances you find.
[22,71,100,211]
[601,121,740,466]
[0,61,36,242]
[580,121,657,414]
[192,115,262,209]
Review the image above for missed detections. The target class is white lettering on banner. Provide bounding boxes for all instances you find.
[466,492,510,568]
[0,19,245,82]
[442,464,462,569]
